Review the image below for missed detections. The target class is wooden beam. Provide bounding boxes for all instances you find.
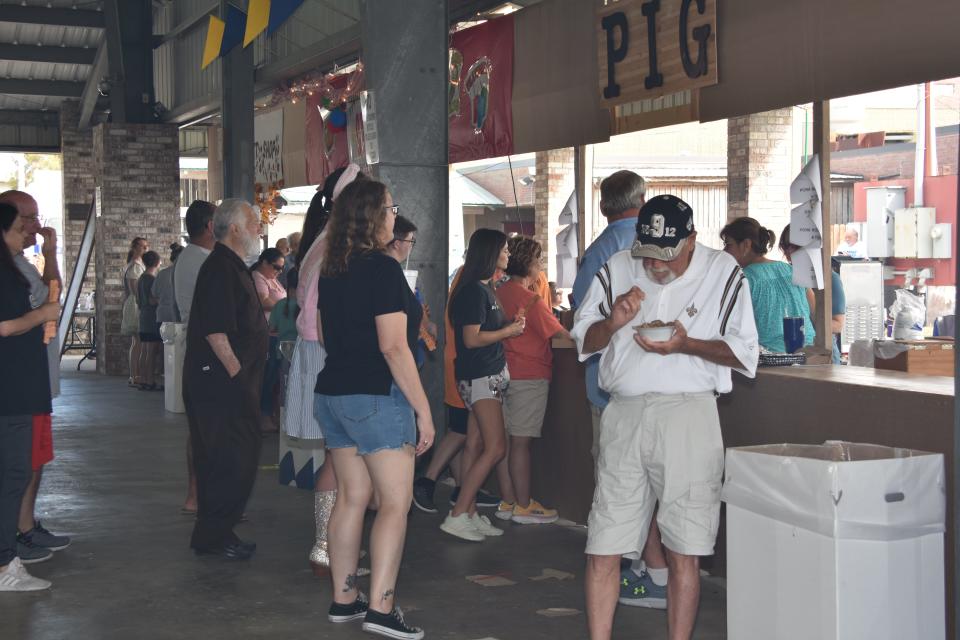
[811,100,833,361]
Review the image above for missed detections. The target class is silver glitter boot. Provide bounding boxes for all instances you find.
[310,490,336,576]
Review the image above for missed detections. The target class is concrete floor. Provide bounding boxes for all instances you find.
[0,360,727,640]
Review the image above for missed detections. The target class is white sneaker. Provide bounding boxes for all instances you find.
[0,557,51,591]
[440,512,484,542]
[469,512,504,537]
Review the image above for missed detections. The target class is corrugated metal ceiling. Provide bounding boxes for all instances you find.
[0,0,103,112]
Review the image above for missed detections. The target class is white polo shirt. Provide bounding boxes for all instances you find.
[571,243,759,396]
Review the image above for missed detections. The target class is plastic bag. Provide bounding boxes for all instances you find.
[889,289,925,340]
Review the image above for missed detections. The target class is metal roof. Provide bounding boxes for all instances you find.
[0,0,103,112]
[453,171,505,207]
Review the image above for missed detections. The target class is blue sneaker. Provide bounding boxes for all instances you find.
[618,568,667,609]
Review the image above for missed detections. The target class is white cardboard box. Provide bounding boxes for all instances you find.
[722,442,945,640]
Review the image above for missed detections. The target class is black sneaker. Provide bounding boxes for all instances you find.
[16,532,53,565]
[362,607,424,640]
[328,592,369,623]
[412,478,437,514]
[450,487,501,508]
[476,489,501,508]
[27,521,71,551]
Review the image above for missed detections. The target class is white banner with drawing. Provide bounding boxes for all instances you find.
[254,109,284,186]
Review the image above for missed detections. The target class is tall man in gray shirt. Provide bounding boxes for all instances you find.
[173,200,216,515]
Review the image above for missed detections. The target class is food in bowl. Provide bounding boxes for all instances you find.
[634,320,676,342]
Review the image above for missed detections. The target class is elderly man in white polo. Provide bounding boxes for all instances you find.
[572,194,759,640]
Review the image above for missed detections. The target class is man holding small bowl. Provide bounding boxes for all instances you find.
[571,194,760,640]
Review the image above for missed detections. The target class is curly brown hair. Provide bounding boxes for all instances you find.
[320,179,389,278]
[505,235,542,277]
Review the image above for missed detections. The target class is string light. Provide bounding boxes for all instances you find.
[266,64,364,108]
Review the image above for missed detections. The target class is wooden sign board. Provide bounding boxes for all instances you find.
[597,0,718,107]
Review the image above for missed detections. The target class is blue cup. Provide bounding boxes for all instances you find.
[783,316,804,354]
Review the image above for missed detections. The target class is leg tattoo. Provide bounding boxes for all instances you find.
[381,589,395,602]
[343,573,358,593]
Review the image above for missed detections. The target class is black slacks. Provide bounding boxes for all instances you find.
[184,371,262,550]
[0,415,31,566]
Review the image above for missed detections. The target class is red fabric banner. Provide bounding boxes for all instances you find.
[449,15,514,163]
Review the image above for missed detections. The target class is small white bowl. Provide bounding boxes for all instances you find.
[634,323,675,342]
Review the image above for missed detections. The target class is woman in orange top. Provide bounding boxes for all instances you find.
[496,236,570,524]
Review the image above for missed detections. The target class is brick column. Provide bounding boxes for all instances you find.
[59,100,96,300]
[534,147,574,281]
[726,108,795,237]
[93,123,180,376]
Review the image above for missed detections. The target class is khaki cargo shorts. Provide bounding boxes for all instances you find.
[503,378,550,438]
[586,392,724,558]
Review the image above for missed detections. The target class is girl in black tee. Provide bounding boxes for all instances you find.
[442,229,524,542]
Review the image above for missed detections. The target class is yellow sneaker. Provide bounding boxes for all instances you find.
[494,501,515,521]
[511,499,558,524]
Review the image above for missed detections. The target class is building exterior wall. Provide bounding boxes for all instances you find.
[534,147,574,281]
[727,108,795,240]
[60,100,97,303]
[93,123,180,375]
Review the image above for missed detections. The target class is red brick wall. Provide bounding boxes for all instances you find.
[832,133,959,180]
[534,148,574,281]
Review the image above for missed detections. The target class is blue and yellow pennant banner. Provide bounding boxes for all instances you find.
[244,0,306,47]
[202,0,305,69]
[201,4,247,69]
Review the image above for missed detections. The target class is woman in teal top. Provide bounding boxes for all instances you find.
[721,217,816,353]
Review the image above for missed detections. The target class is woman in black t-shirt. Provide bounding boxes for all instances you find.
[442,229,525,542]
[0,202,59,591]
[314,179,433,640]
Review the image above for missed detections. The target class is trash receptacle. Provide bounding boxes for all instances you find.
[160,322,185,414]
[722,442,945,640]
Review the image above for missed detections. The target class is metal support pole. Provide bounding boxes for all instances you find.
[362,0,449,427]
[811,100,833,361]
[220,0,255,203]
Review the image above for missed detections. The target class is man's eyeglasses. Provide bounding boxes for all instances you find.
[19,214,42,225]
[396,238,417,246]
[384,205,400,216]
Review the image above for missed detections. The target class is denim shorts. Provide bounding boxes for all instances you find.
[313,384,416,455]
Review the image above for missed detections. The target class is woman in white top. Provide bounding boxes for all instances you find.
[121,237,148,386]
[284,165,368,577]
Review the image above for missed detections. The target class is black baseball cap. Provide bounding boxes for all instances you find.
[631,194,695,261]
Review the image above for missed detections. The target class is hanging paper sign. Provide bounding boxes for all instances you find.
[449,15,515,163]
[360,90,380,166]
[789,154,824,289]
[346,99,369,173]
[254,108,284,187]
